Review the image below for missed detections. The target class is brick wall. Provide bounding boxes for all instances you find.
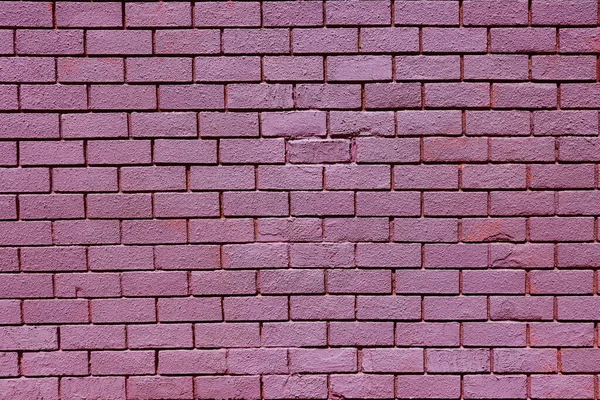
[0,1,599,399]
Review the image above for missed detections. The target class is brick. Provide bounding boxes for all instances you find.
[263,1,323,27]
[330,111,395,136]
[263,375,328,400]
[490,191,555,216]
[560,28,600,53]
[21,84,87,110]
[260,269,324,295]
[493,83,557,109]
[88,194,151,219]
[464,375,527,399]
[558,244,600,268]
[394,218,459,243]
[90,85,156,110]
[296,84,362,109]
[257,218,322,242]
[22,351,88,377]
[55,273,120,298]
[426,83,490,108]
[0,31,13,55]
[326,1,391,25]
[22,246,86,272]
[328,269,392,294]
[90,245,152,272]
[126,2,190,27]
[467,111,531,136]
[0,86,17,110]
[356,191,420,217]
[396,270,459,294]
[490,296,554,321]
[292,191,354,216]
[228,84,292,110]
[199,112,259,138]
[54,220,120,245]
[424,192,488,216]
[533,56,597,81]
[396,1,459,26]
[128,376,193,400]
[128,324,193,349]
[224,296,288,321]
[262,322,327,347]
[159,84,224,110]
[463,165,526,189]
[290,348,357,373]
[494,348,557,373]
[223,191,288,217]
[0,378,58,399]
[190,166,255,190]
[423,28,487,53]
[465,55,529,80]
[530,323,594,347]
[23,299,89,324]
[464,322,526,347]
[562,349,600,372]
[61,377,126,400]
[529,164,595,188]
[0,326,57,351]
[558,190,600,214]
[0,57,54,82]
[535,110,598,136]
[397,322,460,347]
[56,2,121,27]
[530,217,595,242]
[291,296,355,320]
[60,325,126,350]
[156,30,220,55]
[293,28,358,54]
[87,30,152,55]
[361,28,419,53]
[127,57,192,83]
[228,348,288,374]
[189,218,254,243]
[20,193,85,220]
[491,28,556,53]
[17,30,83,55]
[194,323,259,348]
[0,2,52,27]
[531,270,593,294]
[91,351,155,376]
[356,243,421,268]
[158,298,222,322]
[463,270,526,294]
[329,322,394,346]
[121,166,186,192]
[223,29,289,54]
[396,56,461,81]
[531,375,595,400]
[324,218,389,242]
[197,56,261,82]
[424,296,487,320]
[62,113,127,139]
[20,141,83,166]
[261,111,326,137]
[356,295,421,320]
[362,348,423,373]
[288,139,351,163]
[191,270,256,295]
[325,165,390,190]
[158,350,225,374]
[328,55,392,81]
[58,58,124,83]
[427,349,490,372]
[394,165,459,189]
[195,2,260,27]
[365,83,421,109]
[0,353,21,376]
[490,137,556,162]
[532,0,598,26]
[88,140,151,166]
[464,0,528,26]
[396,376,461,400]
[92,298,156,323]
[195,377,260,400]
[154,192,219,218]
[0,221,52,245]
[155,245,219,270]
[0,195,15,219]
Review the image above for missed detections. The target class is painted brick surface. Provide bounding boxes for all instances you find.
[0,1,599,399]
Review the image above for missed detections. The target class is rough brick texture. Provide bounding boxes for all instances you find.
[0,1,599,399]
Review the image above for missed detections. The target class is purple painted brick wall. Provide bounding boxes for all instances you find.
[0,0,598,399]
